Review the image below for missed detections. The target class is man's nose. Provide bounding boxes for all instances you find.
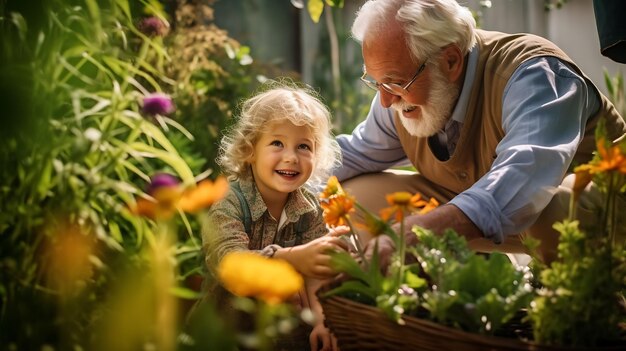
[378,90,401,108]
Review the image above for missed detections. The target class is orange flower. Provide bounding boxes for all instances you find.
[131,174,228,219]
[580,138,626,175]
[356,211,388,237]
[379,192,438,222]
[596,138,626,174]
[179,176,229,213]
[132,185,182,220]
[380,192,420,222]
[320,193,356,227]
[419,197,440,215]
[42,223,96,296]
[320,175,345,199]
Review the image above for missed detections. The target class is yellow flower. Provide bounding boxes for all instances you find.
[320,193,356,227]
[218,251,303,305]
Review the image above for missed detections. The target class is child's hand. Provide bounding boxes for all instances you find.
[277,227,350,279]
[309,323,339,351]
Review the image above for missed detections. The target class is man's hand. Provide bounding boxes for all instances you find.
[363,234,396,275]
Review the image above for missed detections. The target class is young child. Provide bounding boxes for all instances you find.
[204,81,345,351]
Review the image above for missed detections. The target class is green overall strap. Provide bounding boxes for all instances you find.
[293,214,306,245]
[230,182,252,236]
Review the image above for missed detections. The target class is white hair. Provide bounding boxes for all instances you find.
[352,0,477,61]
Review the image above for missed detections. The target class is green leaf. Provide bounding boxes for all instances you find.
[322,280,377,301]
[171,286,202,300]
[404,270,427,290]
[108,220,123,243]
[604,69,615,97]
[84,0,103,44]
[36,158,53,199]
[115,0,132,20]
[330,251,370,283]
[9,12,28,41]
[125,142,195,185]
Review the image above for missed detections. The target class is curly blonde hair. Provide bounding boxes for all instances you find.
[217,80,342,187]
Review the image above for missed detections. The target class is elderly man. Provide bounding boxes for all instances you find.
[334,0,626,264]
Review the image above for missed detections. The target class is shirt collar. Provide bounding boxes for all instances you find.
[450,45,479,124]
[239,177,317,223]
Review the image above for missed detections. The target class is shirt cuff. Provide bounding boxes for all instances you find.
[260,244,282,258]
[449,189,514,244]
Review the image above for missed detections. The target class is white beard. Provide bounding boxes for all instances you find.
[392,65,460,138]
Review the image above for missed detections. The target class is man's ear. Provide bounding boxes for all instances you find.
[440,44,465,83]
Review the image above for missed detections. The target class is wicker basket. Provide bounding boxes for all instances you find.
[320,294,625,351]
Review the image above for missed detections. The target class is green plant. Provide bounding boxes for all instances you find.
[295,0,376,134]
[604,69,625,118]
[318,177,533,334]
[165,0,269,173]
[528,120,626,347]
[0,0,202,348]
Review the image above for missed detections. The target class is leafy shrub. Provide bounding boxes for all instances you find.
[0,0,198,348]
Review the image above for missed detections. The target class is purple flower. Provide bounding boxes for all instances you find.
[147,173,180,195]
[142,93,175,116]
[138,16,169,37]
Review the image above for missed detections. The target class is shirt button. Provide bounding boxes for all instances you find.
[458,171,468,180]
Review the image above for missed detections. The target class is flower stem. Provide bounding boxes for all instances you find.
[346,217,368,270]
[397,215,406,287]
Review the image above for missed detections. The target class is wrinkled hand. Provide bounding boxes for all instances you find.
[363,235,396,276]
[309,323,339,351]
[283,226,350,279]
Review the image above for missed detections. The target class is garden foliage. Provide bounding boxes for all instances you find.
[0,0,268,349]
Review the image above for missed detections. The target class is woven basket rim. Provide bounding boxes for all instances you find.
[320,293,626,351]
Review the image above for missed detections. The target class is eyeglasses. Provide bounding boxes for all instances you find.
[360,60,428,96]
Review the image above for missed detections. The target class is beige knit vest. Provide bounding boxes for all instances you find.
[395,29,626,195]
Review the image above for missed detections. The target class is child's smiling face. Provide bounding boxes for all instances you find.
[249,120,316,198]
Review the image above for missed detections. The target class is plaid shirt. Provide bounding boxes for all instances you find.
[203,177,327,274]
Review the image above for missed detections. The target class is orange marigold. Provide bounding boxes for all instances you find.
[320,175,345,199]
[131,174,229,220]
[179,176,229,213]
[380,192,431,222]
[321,193,356,227]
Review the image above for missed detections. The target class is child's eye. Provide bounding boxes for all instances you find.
[270,140,283,147]
[298,143,312,151]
